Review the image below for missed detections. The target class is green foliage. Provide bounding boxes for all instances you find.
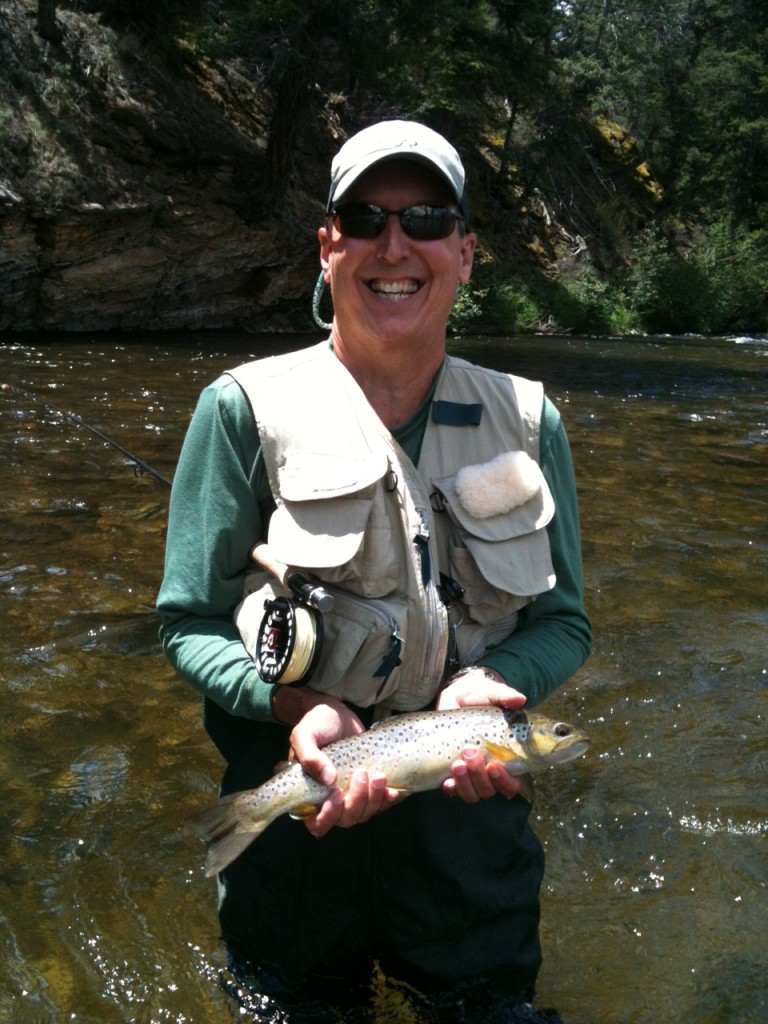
[450,263,640,337]
[695,222,768,332]
[449,283,489,333]
[458,217,768,336]
[448,264,539,334]
[368,0,554,132]
[624,228,709,334]
[552,0,768,227]
[624,221,768,334]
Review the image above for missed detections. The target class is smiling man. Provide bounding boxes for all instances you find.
[319,157,475,428]
[158,120,591,1022]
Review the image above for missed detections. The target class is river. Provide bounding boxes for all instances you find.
[0,331,765,1024]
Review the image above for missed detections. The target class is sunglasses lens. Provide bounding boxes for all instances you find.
[334,206,385,238]
[333,205,462,240]
[401,206,456,241]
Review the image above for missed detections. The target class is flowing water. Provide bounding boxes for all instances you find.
[0,332,765,1024]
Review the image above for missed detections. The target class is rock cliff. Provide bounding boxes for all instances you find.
[0,2,333,333]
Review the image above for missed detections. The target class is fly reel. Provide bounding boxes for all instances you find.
[255,596,324,685]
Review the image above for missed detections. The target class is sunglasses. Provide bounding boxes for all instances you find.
[331,203,467,241]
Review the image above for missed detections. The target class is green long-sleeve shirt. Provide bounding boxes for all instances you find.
[157,368,591,725]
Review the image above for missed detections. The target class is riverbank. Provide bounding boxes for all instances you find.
[1,2,766,336]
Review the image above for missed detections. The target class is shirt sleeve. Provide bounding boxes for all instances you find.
[156,374,280,722]
[478,397,592,707]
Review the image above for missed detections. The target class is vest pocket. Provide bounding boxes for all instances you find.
[235,574,407,708]
[447,528,555,623]
[433,463,556,624]
[456,615,521,667]
[312,586,407,707]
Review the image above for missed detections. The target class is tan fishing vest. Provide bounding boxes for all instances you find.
[230,342,554,713]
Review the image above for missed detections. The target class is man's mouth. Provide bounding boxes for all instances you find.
[369,279,420,300]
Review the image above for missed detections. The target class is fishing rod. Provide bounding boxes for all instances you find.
[3,381,336,678]
[1,382,173,488]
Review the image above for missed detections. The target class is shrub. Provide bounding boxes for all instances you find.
[625,221,768,334]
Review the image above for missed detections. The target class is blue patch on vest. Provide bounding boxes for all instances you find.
[431,400,483,426]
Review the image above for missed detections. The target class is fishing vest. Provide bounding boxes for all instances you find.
[229,342,554,714]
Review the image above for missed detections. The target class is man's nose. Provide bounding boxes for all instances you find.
[375,215,411,259]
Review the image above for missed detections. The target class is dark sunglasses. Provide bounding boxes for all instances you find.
[331,203,467,241]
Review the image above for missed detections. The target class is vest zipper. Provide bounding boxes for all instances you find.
[414,511,449,685]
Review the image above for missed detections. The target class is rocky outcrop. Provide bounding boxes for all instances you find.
[0,2,330,333]
[1,192,320,332]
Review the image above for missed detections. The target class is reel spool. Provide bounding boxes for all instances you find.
[255,597,323,685]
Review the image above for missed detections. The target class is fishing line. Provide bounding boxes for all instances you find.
[1,382,173,488]
[2,382,330,676]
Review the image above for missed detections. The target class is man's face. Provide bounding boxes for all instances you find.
[319,160,476,357]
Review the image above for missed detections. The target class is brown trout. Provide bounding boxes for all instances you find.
[188,706,590,876]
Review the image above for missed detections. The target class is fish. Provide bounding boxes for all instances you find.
[188,706,590,876]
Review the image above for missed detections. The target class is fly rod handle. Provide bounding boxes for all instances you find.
[249,542,335,613]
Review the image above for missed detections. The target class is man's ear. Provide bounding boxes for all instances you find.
[318,224,332,280]
[458,231,477,285]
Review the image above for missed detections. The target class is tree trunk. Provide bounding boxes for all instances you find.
[37,0,64,44]
[263,57,309,203]
[497,99,519,186]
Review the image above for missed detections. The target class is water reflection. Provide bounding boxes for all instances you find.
[0,333,766,1023]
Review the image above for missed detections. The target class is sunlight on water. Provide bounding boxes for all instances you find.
[0,332,766,1023]
[677,814,768,837]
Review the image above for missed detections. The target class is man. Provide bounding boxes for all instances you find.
[158,120,591,1021]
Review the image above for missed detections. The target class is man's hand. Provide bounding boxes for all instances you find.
[272,688,400,837]
[437,667,528,803]
[436,666,525,713]
[285,696,364,787]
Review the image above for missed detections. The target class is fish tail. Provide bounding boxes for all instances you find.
[186,793,272,877]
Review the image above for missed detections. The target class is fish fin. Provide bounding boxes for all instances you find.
[517,773,535,804]
[480,742,535,800]
[286,788,411,820]
[204,830,259,878]
[185,793,271,877]
[484,739,518,763]
[288,802,319,820]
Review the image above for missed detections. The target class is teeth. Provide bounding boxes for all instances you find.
[370,280,418,299]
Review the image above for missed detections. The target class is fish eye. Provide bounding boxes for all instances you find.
[553,723,572,738]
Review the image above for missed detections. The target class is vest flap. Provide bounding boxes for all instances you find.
[276,451,389,501]
[466,529,556,596]
[268,498,371,569]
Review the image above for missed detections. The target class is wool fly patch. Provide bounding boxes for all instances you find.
[454,451,543,520]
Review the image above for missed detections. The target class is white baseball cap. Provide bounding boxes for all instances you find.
[327,120,468,216]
